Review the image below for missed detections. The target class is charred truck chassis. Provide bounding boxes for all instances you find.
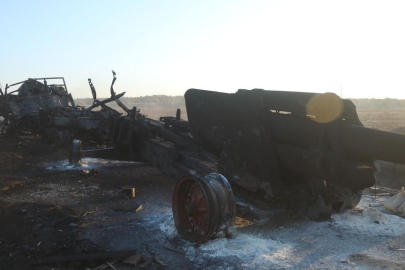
[1,77,124,145]
[70,85,405,244]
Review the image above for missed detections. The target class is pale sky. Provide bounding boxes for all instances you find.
[1,0,405,99]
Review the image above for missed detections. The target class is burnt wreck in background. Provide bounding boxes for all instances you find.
[0,77,124,145]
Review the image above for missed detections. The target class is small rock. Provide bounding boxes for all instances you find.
[15,142,27,148]
[69,223,77,227]
[123,254,142,266]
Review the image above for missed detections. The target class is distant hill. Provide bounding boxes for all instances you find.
[351,98,405,109]
[74,95,405,131]
[350,99,405,132]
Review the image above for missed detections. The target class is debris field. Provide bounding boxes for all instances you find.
[1,74,405,269]
[0,135,404,270]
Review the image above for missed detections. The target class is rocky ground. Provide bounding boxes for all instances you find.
[0,135,404,270]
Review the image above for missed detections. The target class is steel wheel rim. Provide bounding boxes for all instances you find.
[172,175,219,243]
[172,173,235,243]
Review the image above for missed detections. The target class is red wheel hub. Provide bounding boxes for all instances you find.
[172,173,235,243]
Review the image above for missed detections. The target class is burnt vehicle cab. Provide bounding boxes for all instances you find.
[2,77,122,145]
[2,77,74,134]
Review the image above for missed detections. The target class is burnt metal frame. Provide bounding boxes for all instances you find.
[3,77,75,119]
[1,76,121,142]
[5,77,68,95]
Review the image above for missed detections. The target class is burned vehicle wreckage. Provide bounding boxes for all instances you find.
[68,74,405,244]
[0,76,123,145]
[3,72,405,244]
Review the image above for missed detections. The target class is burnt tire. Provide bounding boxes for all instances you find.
[172,173,235,244]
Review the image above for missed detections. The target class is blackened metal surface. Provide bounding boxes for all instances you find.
[69,86,405,238]
[339,123,405,164]
[2,76,123,144]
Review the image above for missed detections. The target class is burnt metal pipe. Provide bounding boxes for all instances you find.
[339,123,405,164]
[83,92,125,113]
[267,113,405,164]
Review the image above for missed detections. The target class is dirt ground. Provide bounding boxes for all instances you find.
[1,134,405,270]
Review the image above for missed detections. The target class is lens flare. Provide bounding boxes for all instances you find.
[306,93,343,123]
